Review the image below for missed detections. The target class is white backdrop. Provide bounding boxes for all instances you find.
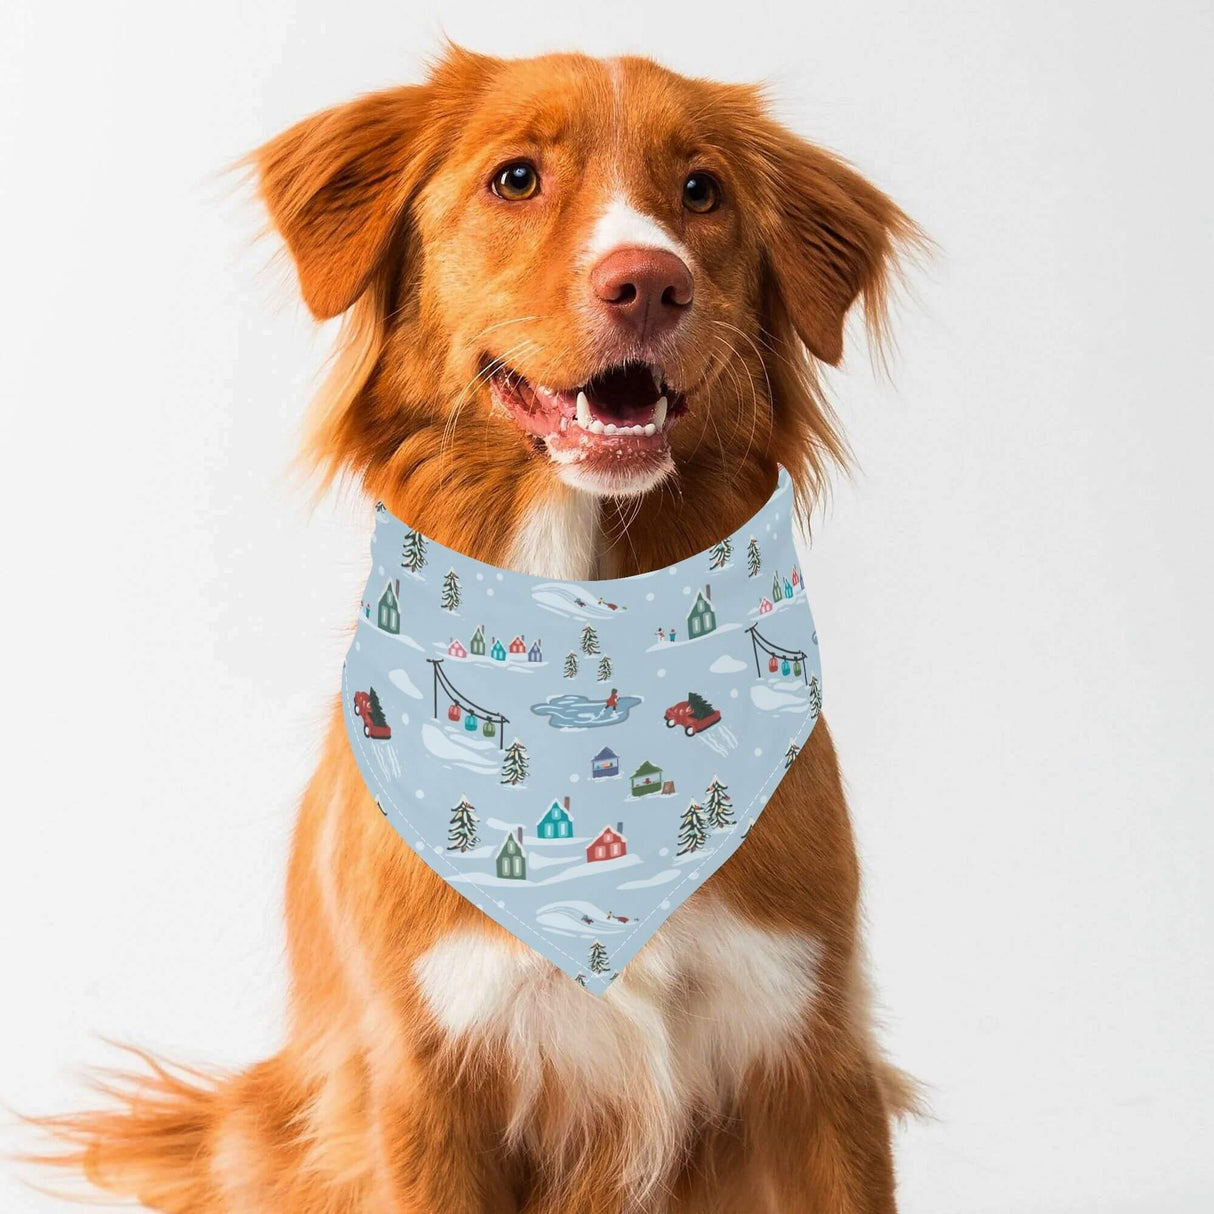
[2,2,1211,1210]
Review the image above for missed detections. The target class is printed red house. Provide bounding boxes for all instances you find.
[587,822,627,863]
[508,634,528,656]
[447,637,467,658]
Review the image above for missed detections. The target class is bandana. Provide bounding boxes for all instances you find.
[342,467,821,995]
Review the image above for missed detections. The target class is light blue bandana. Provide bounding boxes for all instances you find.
[342,467,822,995]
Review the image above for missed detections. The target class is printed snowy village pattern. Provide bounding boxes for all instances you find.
[343,468,822,995]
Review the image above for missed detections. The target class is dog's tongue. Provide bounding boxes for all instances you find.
[584,364,661,424]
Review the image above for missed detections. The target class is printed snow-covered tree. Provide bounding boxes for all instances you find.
[784,740,800,769]
[441,568,461,611]
[500,738,530,786]
[575,973,587,988]
[564,651,579,678]
[677,799,709,855]
[366,687,388,728]
[747,536,762,577]
[687,690,716,720]
[446,797,479,852]
[808,674,822,718]
[708,536,733,570]
[597,655,613,682]
[704,776,735,829]
[588,940,610,974]
[580,624,600,655]
[400,528,427,574]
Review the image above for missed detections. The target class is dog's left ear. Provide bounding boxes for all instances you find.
[752,123,916,365]
[254,85,441,319]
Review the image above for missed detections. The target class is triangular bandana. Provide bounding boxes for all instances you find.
[342,467,822,994]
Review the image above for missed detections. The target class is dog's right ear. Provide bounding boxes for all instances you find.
[254,86,439,319]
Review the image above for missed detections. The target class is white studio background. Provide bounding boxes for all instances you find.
[2,2,1211,1211]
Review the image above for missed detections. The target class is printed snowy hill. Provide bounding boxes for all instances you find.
[532,582,629,620]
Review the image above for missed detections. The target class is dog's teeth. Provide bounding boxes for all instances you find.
[643,423,656,436]
[589,419,605,435]
[653,395,668,430]
[537,385,552,395]
[576,390,592,429]
[635,424,647,436]
[604,423,618,435]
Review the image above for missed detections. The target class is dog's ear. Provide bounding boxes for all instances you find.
[751,122,916,365]
[254,86,441,319]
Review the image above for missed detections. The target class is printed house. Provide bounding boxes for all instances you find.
[508,634,527,656]
[772,573,784,602]
[630,760,663,797]
[495,827,527,880]
[490,636,507,661]
[377,579,401,634]
[536,796,574,839]
[758,596,774,615]
[470,624,486,656]
[591,746,619,779]
[587,822,627,863]
[528,637,543,663]
[686,584,717,638]
[447,638,467,658]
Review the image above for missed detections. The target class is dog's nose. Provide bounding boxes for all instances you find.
[589,247,694,339]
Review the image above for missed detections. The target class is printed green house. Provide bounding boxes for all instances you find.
[495,827,527,880]
[630,759,663,798]
[470,624,486,656]
[377,579,401,634]
[686,584,717,638]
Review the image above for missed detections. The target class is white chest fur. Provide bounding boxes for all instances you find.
[413,899,821,1193]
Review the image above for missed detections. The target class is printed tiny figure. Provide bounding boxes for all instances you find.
[604,687,620,713]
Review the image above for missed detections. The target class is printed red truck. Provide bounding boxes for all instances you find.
[664,698,722,736]
[353,690,392,739]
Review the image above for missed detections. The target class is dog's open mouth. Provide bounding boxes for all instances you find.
[489,361,688,487]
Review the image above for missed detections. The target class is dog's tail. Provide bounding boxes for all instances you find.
[26,1045,343,1213]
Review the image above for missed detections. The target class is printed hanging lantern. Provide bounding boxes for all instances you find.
[464,712,478,731]
[793,660,802,676]
[781,659,791,676]
[483,718,496,738]
[447,702,462,722]
[768,655,779,673]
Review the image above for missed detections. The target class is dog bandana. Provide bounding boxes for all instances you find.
[342,467,822,994]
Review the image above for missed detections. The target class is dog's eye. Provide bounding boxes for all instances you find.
[492,162,540,201]
[682,172,720,214]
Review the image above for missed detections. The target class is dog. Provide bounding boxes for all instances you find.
[43,44,919,1213]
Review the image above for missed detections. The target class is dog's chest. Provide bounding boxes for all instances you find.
[413,899,821,1116]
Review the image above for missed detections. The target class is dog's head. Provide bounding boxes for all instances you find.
[257,46,914,507]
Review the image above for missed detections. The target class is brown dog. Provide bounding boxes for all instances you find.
[45,45,919,1213]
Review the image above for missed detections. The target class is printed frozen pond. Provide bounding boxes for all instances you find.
[530,693,643,729]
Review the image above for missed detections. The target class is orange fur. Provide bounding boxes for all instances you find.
[37,45,920,1213]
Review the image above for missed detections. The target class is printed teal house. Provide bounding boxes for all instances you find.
[591,746,619,779]
[470,624,486,656]
[495,827,527,879]
[686,584,717,638]
[490,636,507,661]
[536,796,574,839]
[377,579,401,634]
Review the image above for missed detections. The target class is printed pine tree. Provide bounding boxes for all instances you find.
[441,568,461,611]
[563,651,579,678]
[687,690,716,720]
[575,973,587,988]
[708,536,733,570]
[580,624,600,655]
[808,674,822,718]
[500,738,530,786]
[366,686,388,728]
[784,740,800,769]
[588,940,610,974]
[597,655,613,681]
[446,797,479,852]
[704,776,735,829]
[746,536,762,577]
[400,528,427,573]
[677,799,709,855]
